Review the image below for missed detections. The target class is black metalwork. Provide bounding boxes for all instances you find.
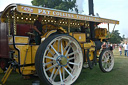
[88,0,94,16]
[88,0,95,40]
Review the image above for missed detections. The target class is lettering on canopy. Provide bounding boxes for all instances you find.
[17,5,119,24]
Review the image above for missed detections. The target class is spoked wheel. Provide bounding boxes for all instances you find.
[35,34,83,85]
[99,49,114,72]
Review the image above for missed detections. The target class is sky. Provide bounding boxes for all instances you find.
[0,0,127,38]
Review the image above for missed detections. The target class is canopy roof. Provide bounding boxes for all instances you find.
[1,3,119,24]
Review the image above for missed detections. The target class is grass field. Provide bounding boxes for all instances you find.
[0,48,128,85]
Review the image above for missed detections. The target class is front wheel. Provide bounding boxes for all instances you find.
[99,49,114,72]
[35,34,83,85]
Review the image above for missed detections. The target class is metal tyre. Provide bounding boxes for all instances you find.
[99,49,114,72]
[35,34,83,85]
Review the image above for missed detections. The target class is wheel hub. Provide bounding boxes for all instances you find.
[56,55,68,66]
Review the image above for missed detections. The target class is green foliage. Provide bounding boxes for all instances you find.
[31,0,78,13]
[108,30,123,44]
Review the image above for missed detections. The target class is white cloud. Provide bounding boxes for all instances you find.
[76,0,85,14]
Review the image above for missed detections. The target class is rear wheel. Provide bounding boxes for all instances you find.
[99,49,114,72]
[35,34,83,85]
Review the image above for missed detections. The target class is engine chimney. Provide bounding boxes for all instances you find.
[88,0,95,40]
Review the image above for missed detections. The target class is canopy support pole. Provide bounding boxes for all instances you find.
[8,12,11,36]
[108,23,110,38]
[13,10,16,35]
[112,24,116,33]
[68,19,70,33]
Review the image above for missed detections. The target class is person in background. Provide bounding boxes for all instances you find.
[123,41,128,57]
[117,44,119,48]
[99,42,106,54]
[101,42,107,49]
[109,44,113,52]
[113,44,115,49]
[120,43,123,48]
[33,16,45,45]
[119,45,122,55]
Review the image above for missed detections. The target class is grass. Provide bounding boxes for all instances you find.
[0,48,128,85]
[75,49,128,85]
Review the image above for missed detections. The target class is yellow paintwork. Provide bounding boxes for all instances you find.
[58,27,67,33]
[42,24,57,31]
[9,36,29,44]
[83,41,95,61]
[44,30,57,38]
[96,50,100,56]
[41,26,67,42]
[9,45,38,75]
[69,33,73,36]
[88,51,94,60]
[8,36,39,75]
[1,65,13,84]
[41,29,57,42]
[95,28,107,41]
[71,33,86,43]
[0,68,3,73]
[69,32,95,61]
[1,18,5,22]
[41,26,67,39]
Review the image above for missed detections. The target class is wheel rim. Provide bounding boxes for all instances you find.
[42,35,83,85]
[101,50,114,72]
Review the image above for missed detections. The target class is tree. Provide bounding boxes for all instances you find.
[108,30,123,44]
[122,34,125,39]
[31,0,79,13]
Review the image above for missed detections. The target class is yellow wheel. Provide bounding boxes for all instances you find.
[35,34,83,85]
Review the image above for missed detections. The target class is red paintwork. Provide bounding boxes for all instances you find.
[17,24,33,36]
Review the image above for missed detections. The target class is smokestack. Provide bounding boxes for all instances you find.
[88,0,95,40]
[88,0,94,16]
